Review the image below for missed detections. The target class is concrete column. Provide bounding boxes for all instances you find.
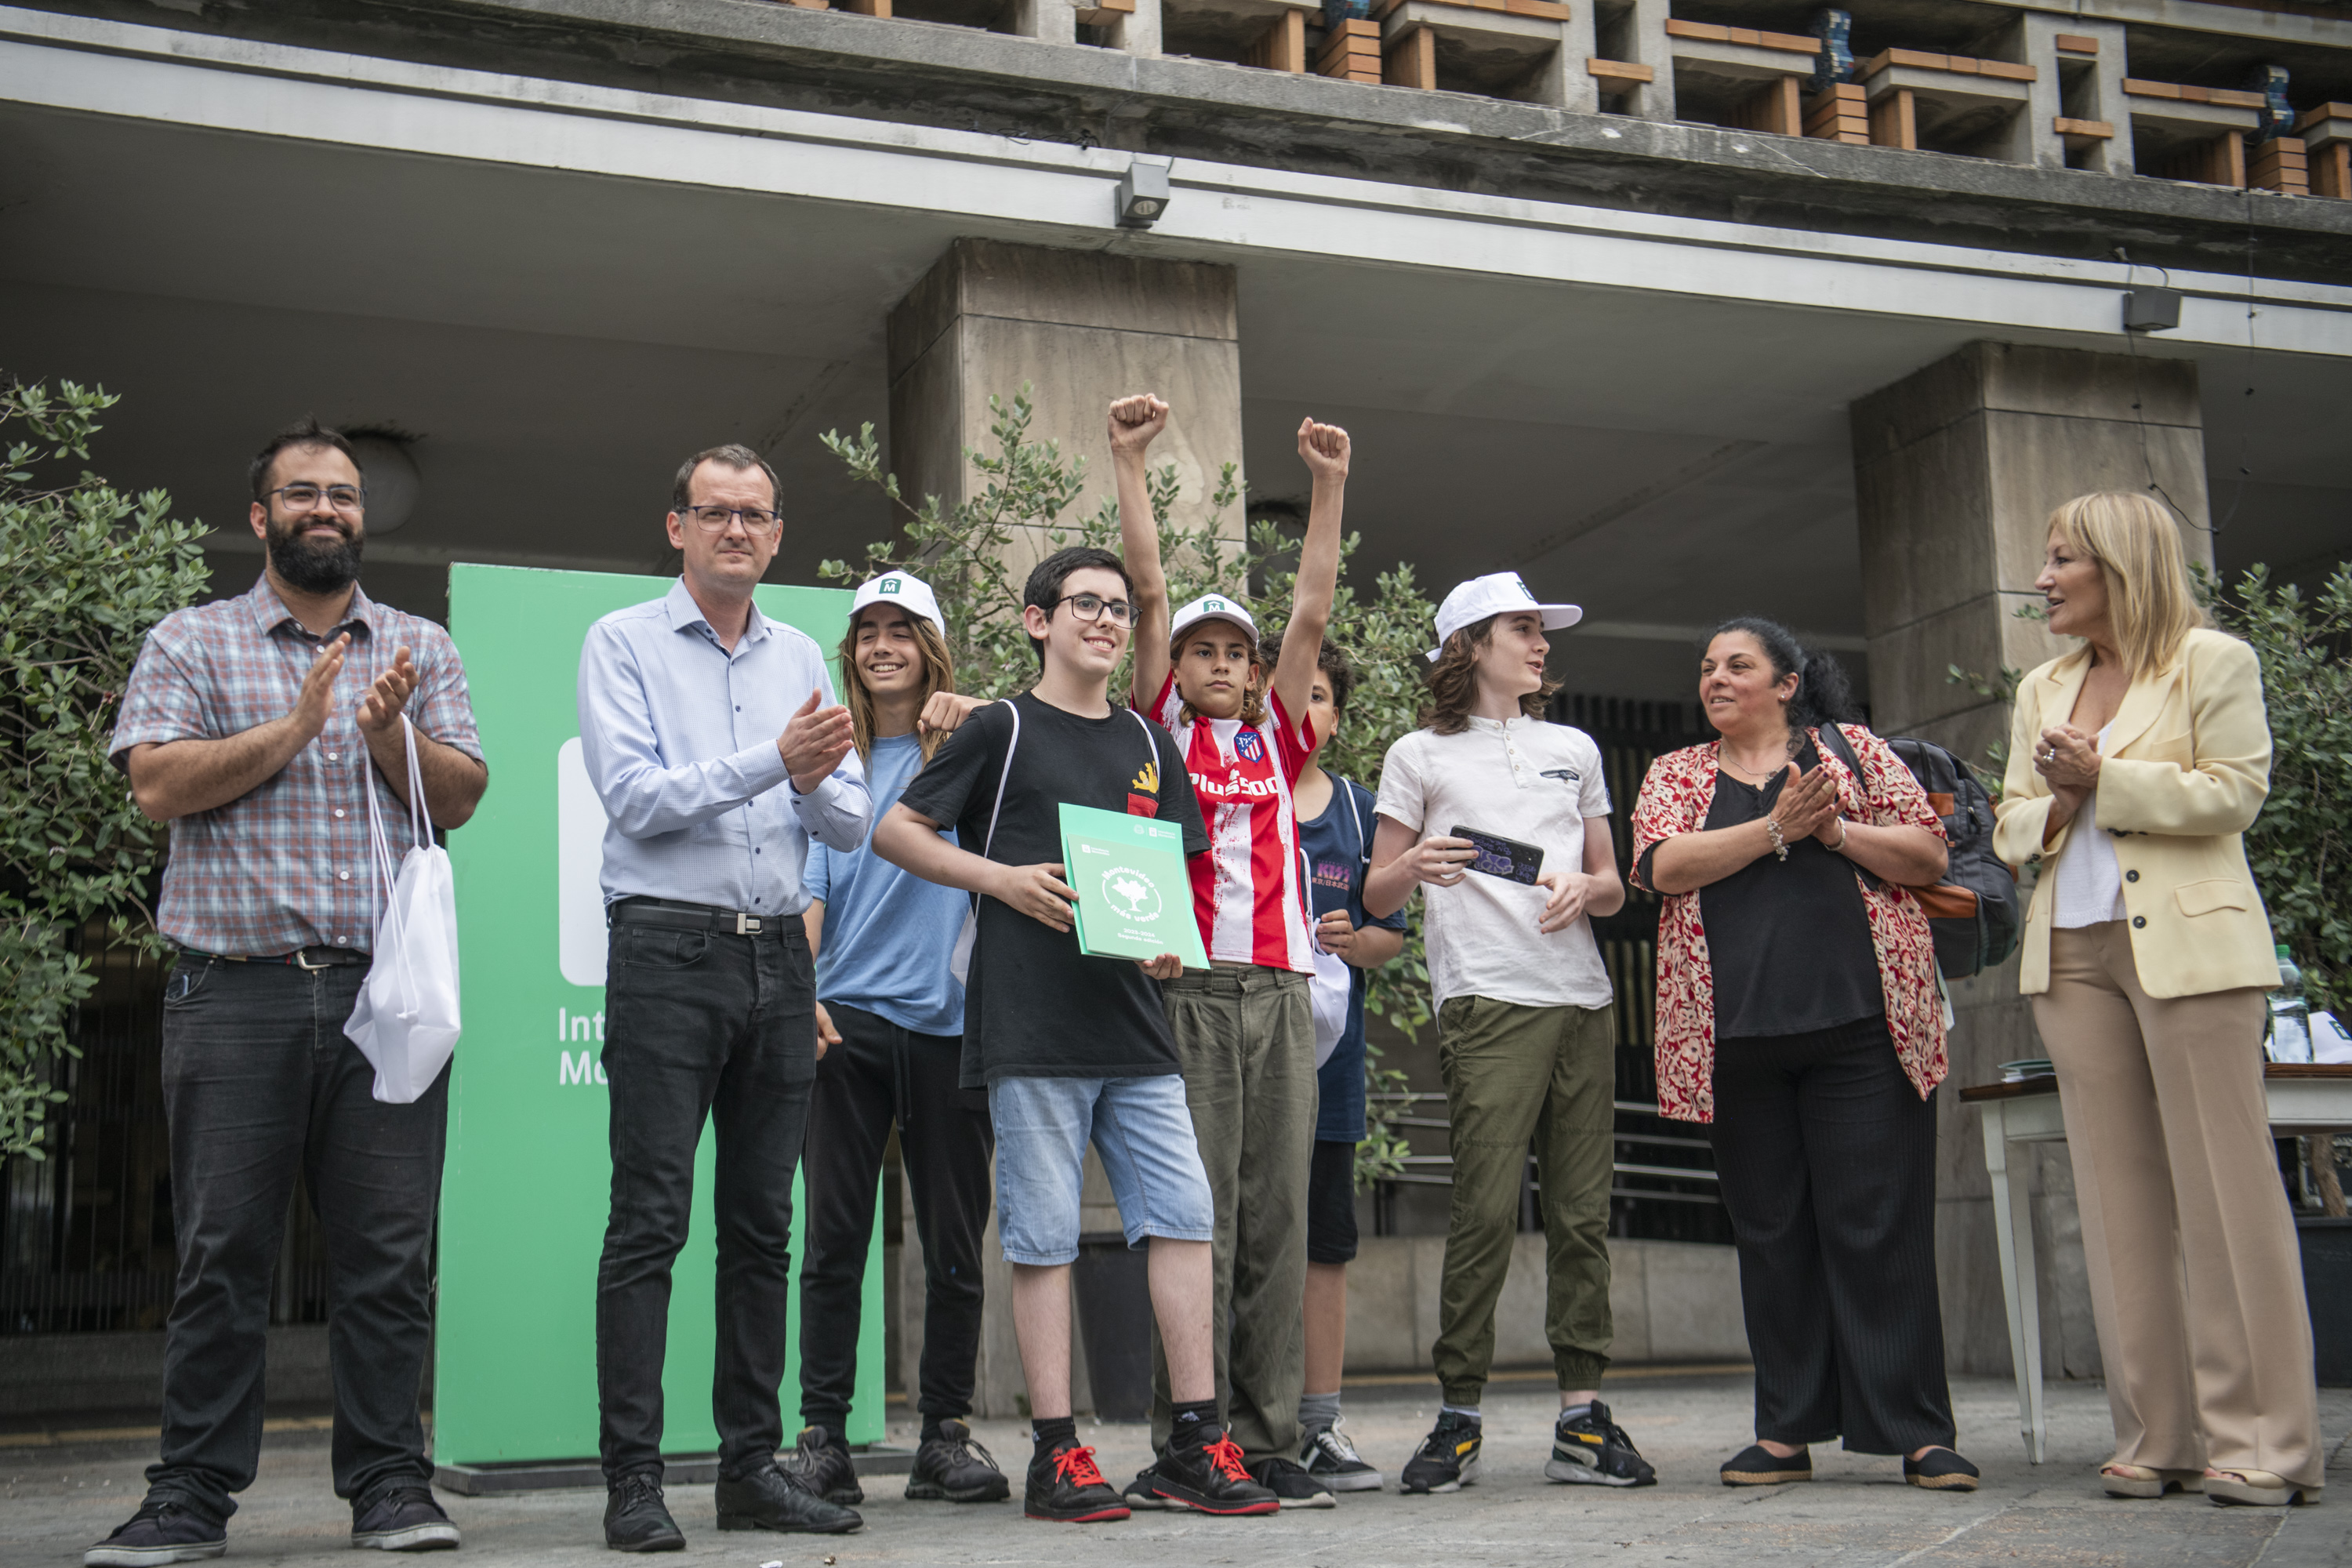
[2011,14,2130,175]
[1849,339,2212,1377]
[886,238,1243,586]
[1011,0,1077,45]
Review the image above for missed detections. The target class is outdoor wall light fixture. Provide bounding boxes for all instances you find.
[2122,288,2183,332]
[344,428,423,534]
[1116,157,1173,229]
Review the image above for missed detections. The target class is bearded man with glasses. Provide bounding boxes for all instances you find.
[93,418,488,1565]
[575,444,873,1549]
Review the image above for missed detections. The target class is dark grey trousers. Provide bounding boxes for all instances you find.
[1708,1019,1955,1456]
[595,917,817,1483]
[148,953,446,1521]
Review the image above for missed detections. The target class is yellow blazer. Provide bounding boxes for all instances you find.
[1993,627,2280,999]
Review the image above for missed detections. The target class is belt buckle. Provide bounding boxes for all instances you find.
[292,949,332,971]
[735,913,762,935]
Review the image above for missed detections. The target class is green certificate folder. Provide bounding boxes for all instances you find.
[1059,802,1210,970]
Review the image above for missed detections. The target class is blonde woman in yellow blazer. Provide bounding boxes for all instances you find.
[1994,492,2317,1508]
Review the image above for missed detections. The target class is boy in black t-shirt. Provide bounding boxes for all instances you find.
[877,546,1277,1523]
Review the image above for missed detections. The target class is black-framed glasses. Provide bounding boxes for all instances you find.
[680,504,782,536]
[1052,592,1136,627]
[267,483,365,514]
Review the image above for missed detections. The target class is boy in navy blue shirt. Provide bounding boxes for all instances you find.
[1277,639,1407,1491]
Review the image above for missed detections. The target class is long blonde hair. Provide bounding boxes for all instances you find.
[838,606,957,764]
[2046,492,2207,678]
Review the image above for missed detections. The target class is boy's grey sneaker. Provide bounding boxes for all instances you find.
[1547,1401,1657,1487]
[604,1474,685,1552]
[84,1499,227,1566]
[779,1425,865,1506]
[1300,1417,1384,1492]
[904,1419,1011,1503]
[1247,1455,1335,1508]
[1399,1411,1483,1494]
[350,1483,461,1551]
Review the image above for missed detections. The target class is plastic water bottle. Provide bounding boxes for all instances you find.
[2269,944,2314,1063]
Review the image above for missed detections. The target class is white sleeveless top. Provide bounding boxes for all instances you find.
[2051,723,2127,929]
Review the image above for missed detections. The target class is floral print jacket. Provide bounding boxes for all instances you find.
[1628,727,1949,1123]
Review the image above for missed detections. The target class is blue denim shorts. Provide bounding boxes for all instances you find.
[987,1073,1214,1265]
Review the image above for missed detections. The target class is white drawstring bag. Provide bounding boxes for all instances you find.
[345,716,462,1102]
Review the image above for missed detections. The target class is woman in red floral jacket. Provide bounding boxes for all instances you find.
[1628,618,1969,1492]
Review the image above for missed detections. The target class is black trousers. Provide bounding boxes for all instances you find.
[596,917,816,1483]
[1708,1019,1955,1456]
[798,1003,993,1431]
[148,954,446,1521]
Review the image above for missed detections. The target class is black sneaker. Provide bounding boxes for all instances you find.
[1247,1454,1335,1509]
[1400,1412,1483,1494]
[351,1483,461,1550]
[1547,1401,1657,1487]
[1301,1417,1384,1493]
[905,1419,1011,1503]
[713,1461,863,1534]
[84,1498,227,1566]
[1025,1439,1130,1523]
[1121,1467,1171,1512]
[603,1474,685,1552]
[1134,1432,1279,1515]
[779,1425,865,1506]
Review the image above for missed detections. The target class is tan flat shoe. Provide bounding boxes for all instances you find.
[2205,1469,2316,1507]
[2100,1464,2201,1498]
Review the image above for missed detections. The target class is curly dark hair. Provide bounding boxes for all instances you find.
[1708,615,1860,734]
[1421,613,1558,735]
[1260,630,1356,713]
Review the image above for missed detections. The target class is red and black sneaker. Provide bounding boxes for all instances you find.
[1024,1439,1130,1523]
[1135,1432,1279,1516]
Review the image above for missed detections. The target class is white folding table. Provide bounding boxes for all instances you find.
[1963,1062,2352,1461]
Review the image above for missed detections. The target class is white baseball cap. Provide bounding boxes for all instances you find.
[1168,593,1259,644]
[849,570,944,631]
[1428,572,1581,661]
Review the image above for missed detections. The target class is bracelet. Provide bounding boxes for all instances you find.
[1825,818,1849,853]
[1764,816,1788,862]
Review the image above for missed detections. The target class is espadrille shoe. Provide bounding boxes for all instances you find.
[2206,1469,2317,1508]
[1903,1449,1980,1491]
[1720,1445,1811,1486]
[2100,1464,2202,1499]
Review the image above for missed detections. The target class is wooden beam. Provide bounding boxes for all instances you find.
[2052,116,2113,140]
[2249,136,2309,196]
[1384,24,1438,90]
[1585,58,1655,84]
[1246,9,1306,72]
[2313,142,2351,199]
[1869,88,1916,150]
[2053,33,2099,54]
[1737,76,1803,138]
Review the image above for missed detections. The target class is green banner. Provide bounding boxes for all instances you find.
[434,564,881,1466]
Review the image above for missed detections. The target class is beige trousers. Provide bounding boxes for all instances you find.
[2034,920,2321,1488]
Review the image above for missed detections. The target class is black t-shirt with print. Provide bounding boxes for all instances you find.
[897,691,1209,1088]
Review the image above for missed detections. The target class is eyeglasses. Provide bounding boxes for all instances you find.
[681,505,782,536]
[1052,593,1137,627]
[267,483,365,514]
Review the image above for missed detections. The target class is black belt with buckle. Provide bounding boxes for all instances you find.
[184,946,370,970]
[608,897,804,940]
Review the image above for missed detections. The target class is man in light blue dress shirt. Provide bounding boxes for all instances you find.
[575,443,872,1549]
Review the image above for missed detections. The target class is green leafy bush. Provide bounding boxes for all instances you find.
[2209,564,2351,1018]
[0,379,209,1158]
[819,388,1436,1180]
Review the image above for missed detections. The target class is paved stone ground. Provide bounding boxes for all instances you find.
[9,1372,2350,1567]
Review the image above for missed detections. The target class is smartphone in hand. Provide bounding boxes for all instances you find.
[1450,826,1544,885]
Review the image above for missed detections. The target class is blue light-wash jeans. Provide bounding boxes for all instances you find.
[986,1072,1214,1265]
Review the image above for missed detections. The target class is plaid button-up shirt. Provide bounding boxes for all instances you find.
[109,575,484,957]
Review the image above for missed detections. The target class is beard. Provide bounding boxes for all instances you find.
[267,516,365,594]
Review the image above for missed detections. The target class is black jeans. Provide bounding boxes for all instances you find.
[1708,1018,1955,1456]
[596,917,817,1484]
[147,954,447,1521]
[798,1003,993,1432]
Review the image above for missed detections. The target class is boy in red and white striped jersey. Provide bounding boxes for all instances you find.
[1111,393,1350,1508]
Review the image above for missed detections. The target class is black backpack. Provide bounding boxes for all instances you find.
[1817,724,2020,981]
